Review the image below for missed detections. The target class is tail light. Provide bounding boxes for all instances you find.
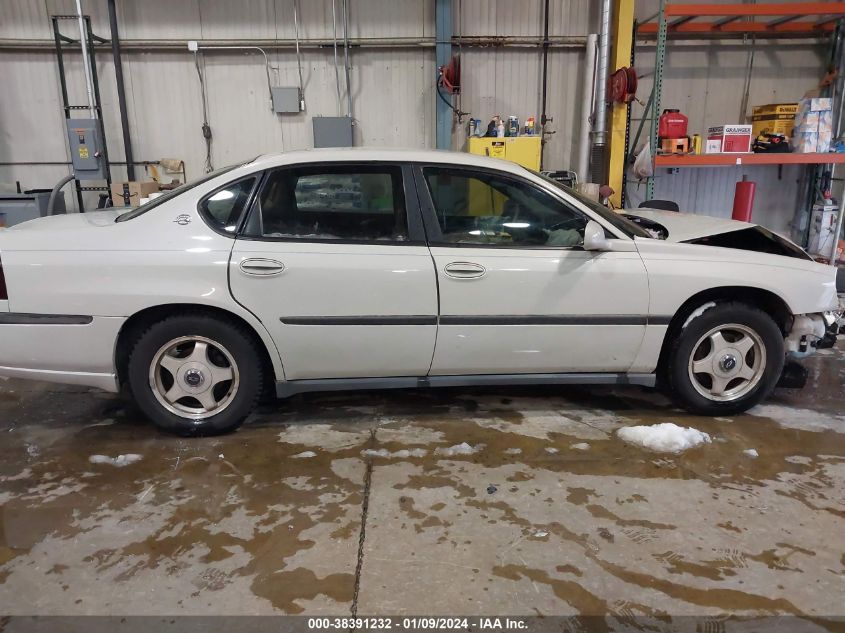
[0,255,7,300]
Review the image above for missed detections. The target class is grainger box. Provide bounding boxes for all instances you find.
[706,125,752,153]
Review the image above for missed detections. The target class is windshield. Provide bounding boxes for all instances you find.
[115,164,241,222]
[529,170,653,239]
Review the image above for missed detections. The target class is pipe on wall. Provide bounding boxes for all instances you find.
[342,0,353,120]
[577,34,598,183]
[0,36,588,51]
[74,0,97,118]
[107,0,134,180]
[590,0,612,185]
[434,0,452,150]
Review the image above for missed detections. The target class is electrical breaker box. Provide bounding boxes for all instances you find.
[313,116,353,148]
[271,87,302,113]
[66,118,107,179]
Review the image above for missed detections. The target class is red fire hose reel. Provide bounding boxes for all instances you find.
[609,66,638,103]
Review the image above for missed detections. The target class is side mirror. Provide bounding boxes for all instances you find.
[583,219,610,251]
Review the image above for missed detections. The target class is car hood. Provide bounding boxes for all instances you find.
[625,208,751,242]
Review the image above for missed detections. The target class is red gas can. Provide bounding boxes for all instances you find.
[658,109,688,139]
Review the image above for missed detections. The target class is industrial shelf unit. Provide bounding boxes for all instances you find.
[636,2,845,260]
[655,152,845,167]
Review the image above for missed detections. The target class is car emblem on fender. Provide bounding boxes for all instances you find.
[173,214,191,226]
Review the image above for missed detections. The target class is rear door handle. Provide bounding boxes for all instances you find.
[444,261,486,279]
[239,258,285,276]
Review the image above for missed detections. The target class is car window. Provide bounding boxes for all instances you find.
[529,169,652,239]
[422,167,587,247]
[248,165,408,242]
[199,177,256,234]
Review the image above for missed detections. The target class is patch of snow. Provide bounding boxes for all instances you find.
[784,455,812,465]
[361,448,427,459]
[545,447,559,454]
[682,301,717,328]
[218,453,225,459]
[533,530,549,538]
[743,448,759,458]
[362,448,390,458]
[392,449,427,458]
[88,453,143,467]
[435,442,484,457]
[750,404,845,433]
[292,451,317,459]
[617,423,711,454]
[504,448,522,455]
[571,442,590,451]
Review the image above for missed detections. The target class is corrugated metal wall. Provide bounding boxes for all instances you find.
[0,0,835,235]
[631,0,831,235]
[0,0,596,210]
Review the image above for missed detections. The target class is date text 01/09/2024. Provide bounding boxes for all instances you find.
[306,617,528,630]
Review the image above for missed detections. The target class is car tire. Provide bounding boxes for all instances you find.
[666,302,784,416]
[127,313,264,436]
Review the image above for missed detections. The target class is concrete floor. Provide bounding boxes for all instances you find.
[0,344,844,624]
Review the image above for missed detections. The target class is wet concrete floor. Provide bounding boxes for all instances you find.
[0,343,844,623]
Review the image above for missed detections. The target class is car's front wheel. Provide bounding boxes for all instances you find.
[127,314,264,435]
[666,302,784,415]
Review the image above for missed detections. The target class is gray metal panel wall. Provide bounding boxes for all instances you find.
[0,0,831,233]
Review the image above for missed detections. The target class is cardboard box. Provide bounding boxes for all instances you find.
[110,181,160,207]
[751,103,798,138]
[706,125,752,153]
[793,97,832,153]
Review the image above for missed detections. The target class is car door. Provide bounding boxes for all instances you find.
[414,164,650,375]
[228,162,438,380]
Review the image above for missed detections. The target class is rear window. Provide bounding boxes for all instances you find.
[198,177,256,234]
[245,165,409,242]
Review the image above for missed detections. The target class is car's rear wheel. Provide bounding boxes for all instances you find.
[666,302,784,415]
[127,314,263,435]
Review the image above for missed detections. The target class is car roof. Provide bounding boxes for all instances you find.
[245,147,532,176]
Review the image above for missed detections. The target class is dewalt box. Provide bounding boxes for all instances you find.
[751,103,798,138]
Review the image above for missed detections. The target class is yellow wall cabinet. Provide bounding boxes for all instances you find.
[465,136,542,171]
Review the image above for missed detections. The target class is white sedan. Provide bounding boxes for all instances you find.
[0,149,839,435]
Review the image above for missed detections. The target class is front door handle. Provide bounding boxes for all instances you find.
[444,261,486,279]
[239,258,285,276]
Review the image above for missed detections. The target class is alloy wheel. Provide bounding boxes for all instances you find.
[687,323,766,402]
[149,335,240,420]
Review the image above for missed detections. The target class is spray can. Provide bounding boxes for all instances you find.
[496,118,505,138]
[508,116,519,137]
[468,119,478,137]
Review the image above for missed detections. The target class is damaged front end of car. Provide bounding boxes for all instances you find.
[778,309,841,389]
